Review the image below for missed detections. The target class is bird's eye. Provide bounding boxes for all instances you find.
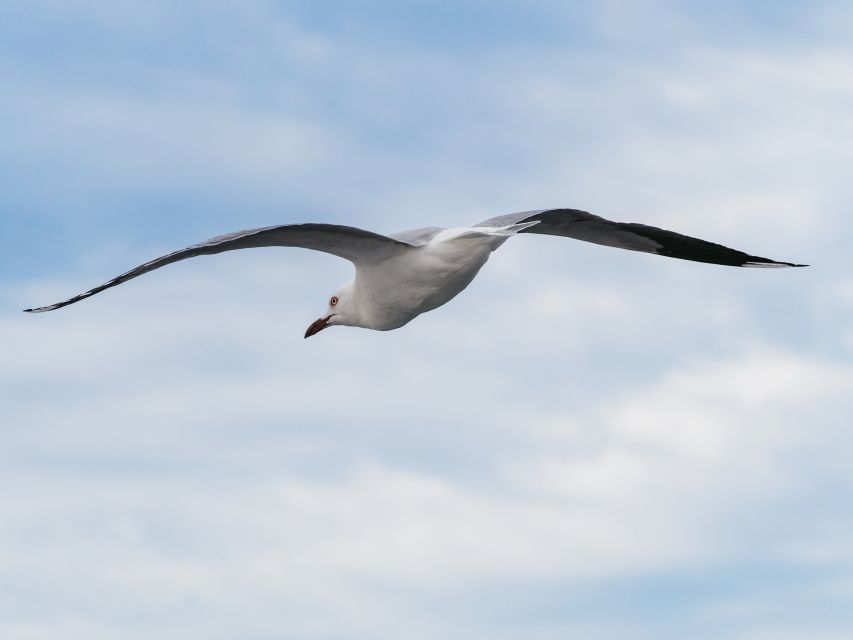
[330,296,338,306]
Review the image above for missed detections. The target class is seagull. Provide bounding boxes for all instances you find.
[24,208,806,337]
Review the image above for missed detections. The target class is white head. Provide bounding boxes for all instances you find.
[304,281,360,338]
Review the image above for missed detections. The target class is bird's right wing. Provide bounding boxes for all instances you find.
[477,208,806,268]
[25,223,413,313]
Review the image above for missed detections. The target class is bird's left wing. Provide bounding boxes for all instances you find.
[25,223,412,313]
[477,208,806,268]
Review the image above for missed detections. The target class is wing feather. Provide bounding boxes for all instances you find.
[478,208,806,267]
[25,223,411,313]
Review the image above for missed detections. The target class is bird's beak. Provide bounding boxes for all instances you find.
[304,315,332,339]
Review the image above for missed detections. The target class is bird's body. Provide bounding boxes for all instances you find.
[24,208,806,337]
[355,224,519,330]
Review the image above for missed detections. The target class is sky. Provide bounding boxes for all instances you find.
[2,1,853,638]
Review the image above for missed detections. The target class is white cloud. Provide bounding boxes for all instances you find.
[3,245,852,638]
[3,2,853,638]
[3,0,850,247]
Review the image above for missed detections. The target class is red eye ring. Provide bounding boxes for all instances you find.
[330,296,339,306]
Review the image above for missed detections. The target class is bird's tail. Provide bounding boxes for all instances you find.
[434,220,540,243]
[486,220,541,236]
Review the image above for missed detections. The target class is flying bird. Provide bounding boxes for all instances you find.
[24,208,806,336]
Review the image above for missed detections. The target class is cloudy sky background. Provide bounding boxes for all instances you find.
[2,1,853,638]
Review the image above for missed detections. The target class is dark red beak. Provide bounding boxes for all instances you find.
[304,316,331,339]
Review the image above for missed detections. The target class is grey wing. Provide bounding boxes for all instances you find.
[478,209,806,268]
[387,226,445,246]
[25,223,413,313]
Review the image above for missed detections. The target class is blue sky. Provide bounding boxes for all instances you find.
[2,1,853,639]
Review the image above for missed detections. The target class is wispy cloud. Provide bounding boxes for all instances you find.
[2,2,852,639]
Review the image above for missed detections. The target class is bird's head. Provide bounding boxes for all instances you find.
[304,282,358,338]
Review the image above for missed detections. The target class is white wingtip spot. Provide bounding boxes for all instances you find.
[23,304,60,313]
[744,261,804,268]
